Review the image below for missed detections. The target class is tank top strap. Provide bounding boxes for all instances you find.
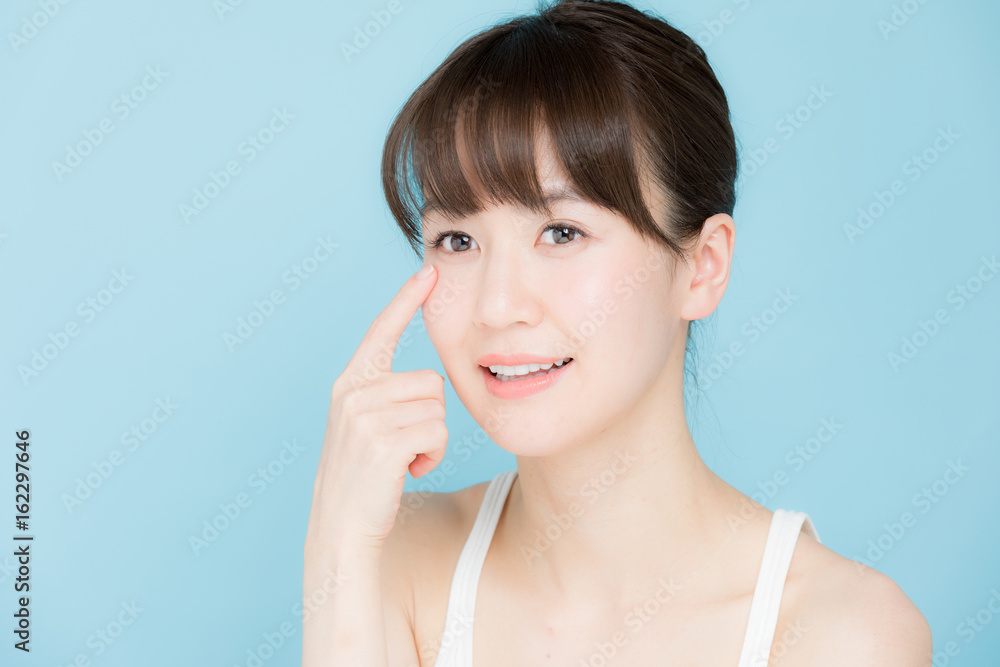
[736,509,820,667]
[432,469,518,667]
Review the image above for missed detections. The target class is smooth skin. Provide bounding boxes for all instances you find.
[304,124,933,666]
[303,263,446,666]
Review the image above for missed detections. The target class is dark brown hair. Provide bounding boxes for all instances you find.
[380,0,738,386]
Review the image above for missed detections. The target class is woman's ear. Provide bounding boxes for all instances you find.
[679,213,734,322]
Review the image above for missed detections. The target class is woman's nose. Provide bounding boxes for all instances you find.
[471,250,543,330]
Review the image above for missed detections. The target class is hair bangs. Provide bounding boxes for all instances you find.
[382,14,678,259]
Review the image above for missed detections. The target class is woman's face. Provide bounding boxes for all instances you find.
[420,132,690,457]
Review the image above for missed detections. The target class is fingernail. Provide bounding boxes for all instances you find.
[415,264,435,279]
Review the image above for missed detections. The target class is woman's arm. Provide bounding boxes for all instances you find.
[302,265,445,666]
[302,507,422,667]
[302,531,388,666]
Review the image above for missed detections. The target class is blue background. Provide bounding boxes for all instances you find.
[1,0,997,665]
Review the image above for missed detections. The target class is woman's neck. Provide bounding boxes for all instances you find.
[500,373,753,611]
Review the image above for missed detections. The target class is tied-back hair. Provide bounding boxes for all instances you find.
[380,0,739,386]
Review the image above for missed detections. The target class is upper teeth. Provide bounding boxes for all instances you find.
[489,358,572,376]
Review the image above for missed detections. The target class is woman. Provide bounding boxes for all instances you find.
[303,1,932,665]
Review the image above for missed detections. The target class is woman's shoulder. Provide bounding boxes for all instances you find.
[390,478,492,557]
[778,526,932,665]
[384,476,492,576]
[380,478,494,657]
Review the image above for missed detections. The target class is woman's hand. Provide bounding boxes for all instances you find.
[306,264,448,552]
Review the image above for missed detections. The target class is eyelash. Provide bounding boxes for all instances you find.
[426,223,588,253]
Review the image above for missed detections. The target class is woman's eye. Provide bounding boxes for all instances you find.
[541,225,583,245]
[428,224,586,254]
[433,233,477,253]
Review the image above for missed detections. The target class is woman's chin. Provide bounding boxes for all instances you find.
[488,426,581,458]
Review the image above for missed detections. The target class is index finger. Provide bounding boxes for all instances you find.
[345,263,438,377]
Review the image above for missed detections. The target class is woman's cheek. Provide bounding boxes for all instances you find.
[421,284,462,347]
[554,262,623,339]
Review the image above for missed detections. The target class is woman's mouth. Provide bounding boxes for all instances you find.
[480,357,574,400]
[486,358,574,382]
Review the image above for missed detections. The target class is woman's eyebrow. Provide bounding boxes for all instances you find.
[420,183,591,218]
[539,184,591,208]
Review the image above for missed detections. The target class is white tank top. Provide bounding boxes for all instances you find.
[432,469,821,667]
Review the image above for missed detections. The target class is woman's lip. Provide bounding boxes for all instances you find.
[480,358,573,374]
[476,353,573,367]
[481,359,573,400]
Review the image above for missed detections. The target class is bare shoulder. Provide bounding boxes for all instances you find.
[380,478,493,659]
[384,479,490,575]
[780,536,932,666]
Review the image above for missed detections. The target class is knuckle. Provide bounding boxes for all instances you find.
[368,312,386,335]
[366,435,392,464]
[341,386,364,409]
[331,375,355,401]
[354,411,380,436]
[430,420,448,440]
